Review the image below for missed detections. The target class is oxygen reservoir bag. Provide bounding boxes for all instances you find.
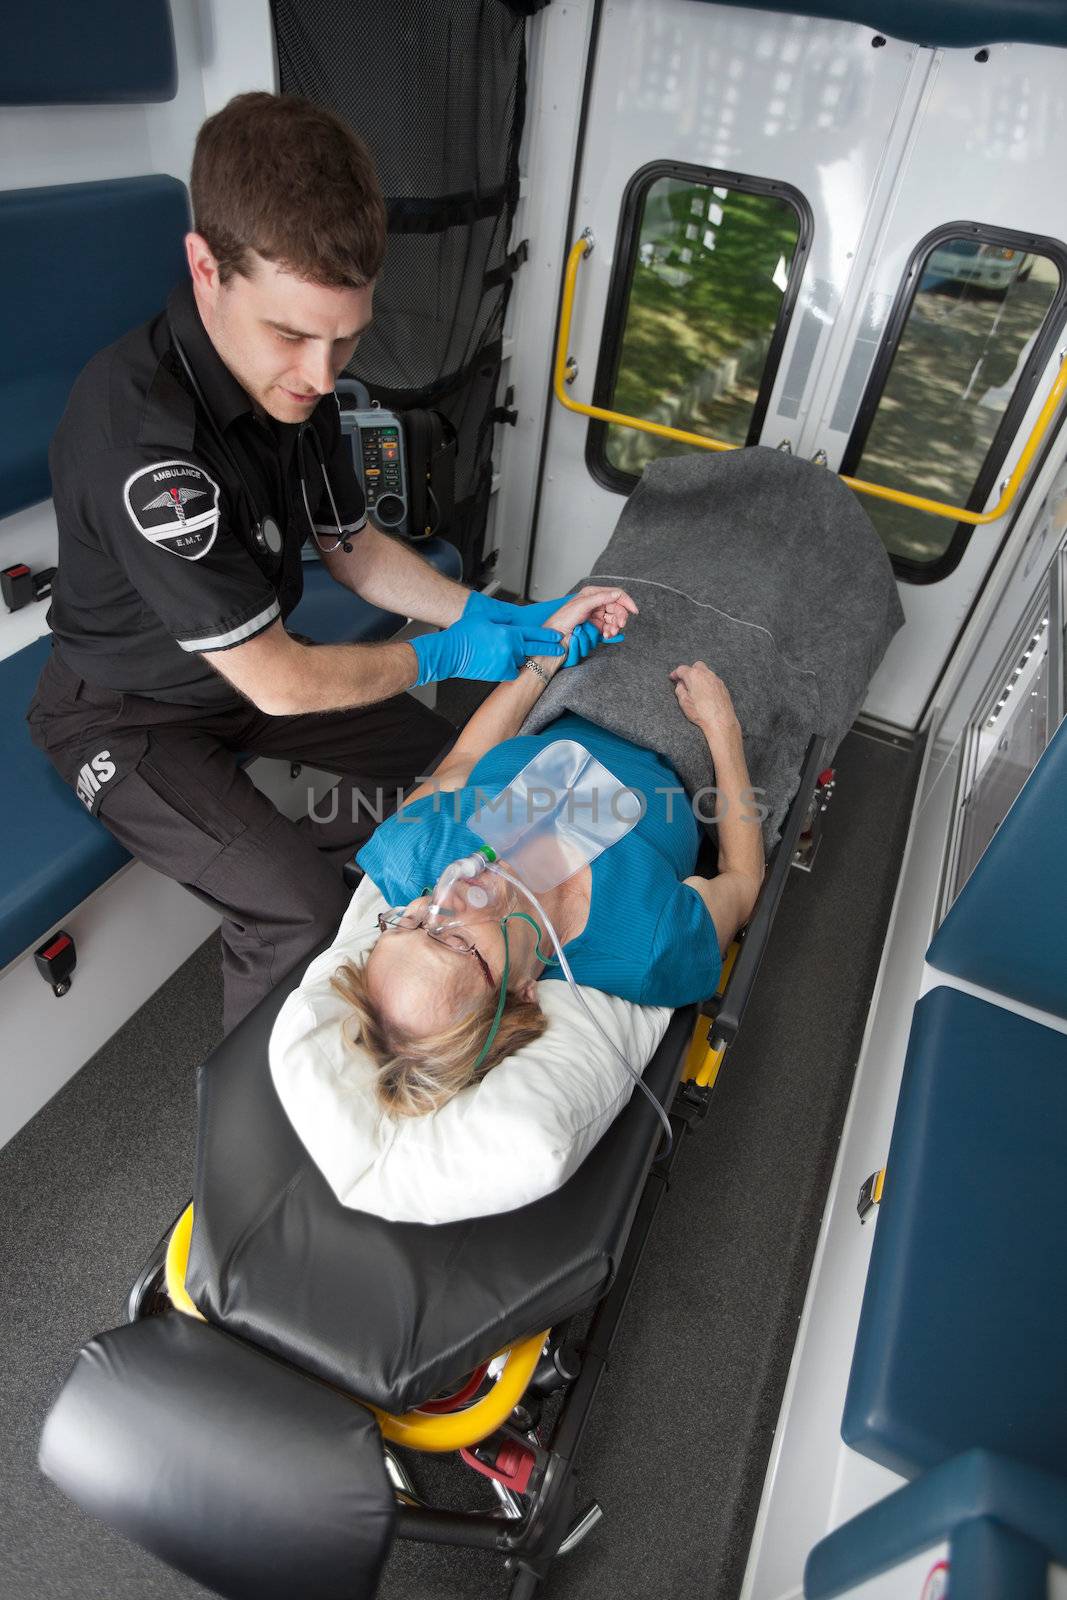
[469,739,642,893]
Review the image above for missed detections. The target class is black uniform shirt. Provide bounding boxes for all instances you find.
[47,279,367,706]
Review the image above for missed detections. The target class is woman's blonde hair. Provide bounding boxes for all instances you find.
[331,959,548,1119]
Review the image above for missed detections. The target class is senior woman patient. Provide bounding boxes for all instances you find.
[335,585,764,1118]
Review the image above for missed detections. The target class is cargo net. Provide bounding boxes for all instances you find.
[272,0,542,579]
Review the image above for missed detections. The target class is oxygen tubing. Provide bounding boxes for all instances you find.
[484,862,674,1157]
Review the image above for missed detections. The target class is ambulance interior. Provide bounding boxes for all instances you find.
[3,3,1067,1599]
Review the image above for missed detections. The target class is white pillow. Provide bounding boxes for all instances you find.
[269,875,672,1224]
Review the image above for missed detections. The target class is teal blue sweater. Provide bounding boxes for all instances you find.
[357,713,721,1006]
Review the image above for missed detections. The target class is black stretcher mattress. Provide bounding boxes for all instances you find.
[186,958,695,1415]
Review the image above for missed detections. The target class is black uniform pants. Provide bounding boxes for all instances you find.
[28,652,454,1031]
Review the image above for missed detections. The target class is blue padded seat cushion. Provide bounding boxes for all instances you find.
[842,986,1067,1479]
[287,539,463,644]
[692,1,1067,49]
[927,715,1067,1021]
[0,637,130,973]
[806,1449,1067,1600]
[0,177,189,517]
[0,2,176,105]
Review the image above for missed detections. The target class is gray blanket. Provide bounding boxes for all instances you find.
[521,446,904,844]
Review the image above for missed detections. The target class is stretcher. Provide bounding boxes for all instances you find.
[39,735,829,1600]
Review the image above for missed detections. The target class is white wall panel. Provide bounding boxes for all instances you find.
[492,1,600,594]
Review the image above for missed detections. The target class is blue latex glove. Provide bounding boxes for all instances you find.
[563,620,626,668]
[463,590,573,628]
[410,616,563,686]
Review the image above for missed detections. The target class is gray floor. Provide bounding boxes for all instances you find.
[1,721,921,1600]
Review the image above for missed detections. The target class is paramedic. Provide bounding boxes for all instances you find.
[27,92,572,1028]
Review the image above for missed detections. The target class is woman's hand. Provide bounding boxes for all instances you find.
[544,584,638,668]
[669,662,742,743]
[546,584,637,637]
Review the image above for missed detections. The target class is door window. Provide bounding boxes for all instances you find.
[843,226,1067,580]
[589,164,810,490]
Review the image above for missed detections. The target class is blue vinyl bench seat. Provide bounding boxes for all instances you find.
[842,985,1067,1481]
[0,537,461,974]
[1,177,190,518]
[0,634,130,975]
[806,1449,1067,1600]
[927,715,1067,1022]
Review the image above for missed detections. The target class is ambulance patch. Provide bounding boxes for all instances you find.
[124,460,220,560]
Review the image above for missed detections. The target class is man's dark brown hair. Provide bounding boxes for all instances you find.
[191,92,387,287]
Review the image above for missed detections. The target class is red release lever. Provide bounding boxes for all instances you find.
[460,1436,537,1495]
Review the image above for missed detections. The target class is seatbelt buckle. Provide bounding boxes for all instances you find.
[33,565,57,601]
[35,930,77,997]
[1,563,34,612]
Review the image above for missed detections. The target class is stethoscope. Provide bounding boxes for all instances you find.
[171,333,353,564]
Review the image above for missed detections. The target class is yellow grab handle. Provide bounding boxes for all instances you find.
[554,235,1067,526]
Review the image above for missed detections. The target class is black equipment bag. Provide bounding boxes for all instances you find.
[273,0,534,585]
[403,408,457,542]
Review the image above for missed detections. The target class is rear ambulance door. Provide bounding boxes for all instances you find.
[526,1,1067,730]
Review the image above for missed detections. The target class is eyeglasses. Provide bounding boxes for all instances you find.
[377,909,494,989]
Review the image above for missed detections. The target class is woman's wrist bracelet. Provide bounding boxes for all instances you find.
[521,656,552,685]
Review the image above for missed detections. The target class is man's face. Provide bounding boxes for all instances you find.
[190,242,374,424]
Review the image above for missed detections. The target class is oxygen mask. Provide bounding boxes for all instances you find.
[424,850,516,936]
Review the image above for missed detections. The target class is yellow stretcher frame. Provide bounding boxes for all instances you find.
[554,234,1067,527]
[681,940,739,1090]
[164,1203,547,1453]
